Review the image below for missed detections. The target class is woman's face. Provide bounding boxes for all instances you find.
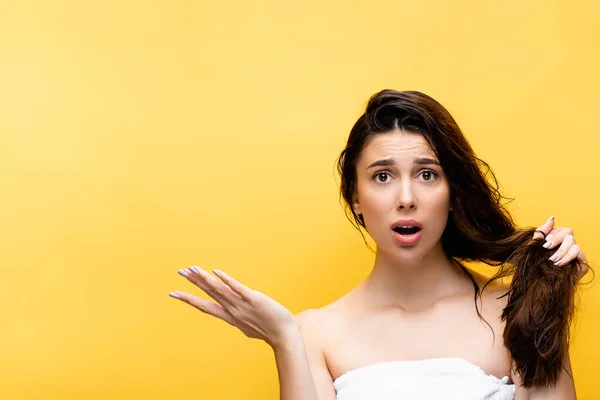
[352,130,451,260]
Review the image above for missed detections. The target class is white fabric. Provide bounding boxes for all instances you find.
[333,357,515,400]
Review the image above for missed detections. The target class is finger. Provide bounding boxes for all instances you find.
[543,227,574,250]
[570,244,589,280]
[534,216,555,240]
[577,247,588,264]
[188,266,244,307]
[179,266,242,308]
[213,270,256,302]
[169,291,238,326]
[548,234,574,264]
[553,244,580,266]
[577,258,590,280]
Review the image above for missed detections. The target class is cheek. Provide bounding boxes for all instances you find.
[356,190,394,233]
[432,193,451,213]
[361,188,395,216]
[426,182,451,208]
[424,187,451,229]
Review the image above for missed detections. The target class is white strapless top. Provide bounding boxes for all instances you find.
[333,357,515,400]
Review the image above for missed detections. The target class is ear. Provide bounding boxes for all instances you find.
[352,194,362,215]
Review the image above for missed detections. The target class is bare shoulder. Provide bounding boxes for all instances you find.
[294,301,346,336]
[454,267,514,327]
[295,305,350,400]
[293,303,346,400]
[479,279,510,314]
[293,297,352,359]
[293,308,327,337]
[465,268,510,312]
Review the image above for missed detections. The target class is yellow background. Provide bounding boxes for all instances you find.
[1,0,598,398]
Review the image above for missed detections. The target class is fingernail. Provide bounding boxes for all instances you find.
[545,234,554,243]
[190,266,200,274]
[549,254,558,262]
[213,269,222,278]
[547,216,554,222]
[178,269,189,277]
[554,260,562,266]
[543,241,551,248]
[169,292,180,299]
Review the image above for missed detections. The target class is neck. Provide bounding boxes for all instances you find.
[357,243,474,312]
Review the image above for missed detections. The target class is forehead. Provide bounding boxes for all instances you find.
[358,130,437,164]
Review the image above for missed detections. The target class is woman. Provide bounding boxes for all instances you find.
[169,90,590,399]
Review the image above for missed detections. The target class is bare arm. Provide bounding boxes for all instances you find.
[273,310,337,400]
[273,326,320,400]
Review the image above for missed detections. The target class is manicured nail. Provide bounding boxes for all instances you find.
[169,292,180,299]
[213,269,222,278]
[190,266,200,274]
[549,254,558,262]
[178,269,189,277]
[554,260,563,266]
[547,216,554,222]
[543,241,551,248]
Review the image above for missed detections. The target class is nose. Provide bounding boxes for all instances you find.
[396,179,417,210]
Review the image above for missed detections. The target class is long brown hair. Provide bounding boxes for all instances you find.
[336,89,590,388]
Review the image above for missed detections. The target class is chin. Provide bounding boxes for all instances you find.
[383,242,430,262]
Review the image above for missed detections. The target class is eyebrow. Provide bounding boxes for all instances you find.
[366,157,441,169]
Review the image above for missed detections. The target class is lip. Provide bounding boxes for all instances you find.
[391,219,422,229]
[392,229,423,246]
[391,219,423,247]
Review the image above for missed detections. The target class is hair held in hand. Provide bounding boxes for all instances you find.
[493,230,579,387]
[336,89,591,388]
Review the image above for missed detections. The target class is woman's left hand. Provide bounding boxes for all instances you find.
[534,216,589,280]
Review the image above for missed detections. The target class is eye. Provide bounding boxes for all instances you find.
[419,170,438,181]
[372,171,391,183]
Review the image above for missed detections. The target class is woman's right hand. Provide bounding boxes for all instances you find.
[169,266,299,350]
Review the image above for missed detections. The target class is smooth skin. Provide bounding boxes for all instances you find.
[169,132,588,399]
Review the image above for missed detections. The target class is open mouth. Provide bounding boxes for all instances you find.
[392,226,422,235]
